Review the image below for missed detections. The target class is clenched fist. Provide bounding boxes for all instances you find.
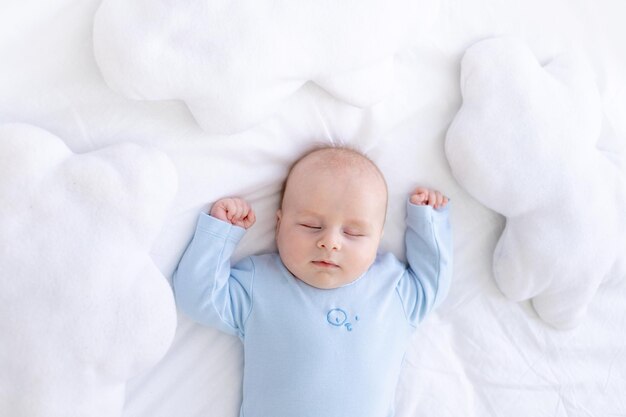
[210,197,256,229]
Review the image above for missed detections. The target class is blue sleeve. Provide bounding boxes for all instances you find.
[172,213,254,338]
[396,200,453,327]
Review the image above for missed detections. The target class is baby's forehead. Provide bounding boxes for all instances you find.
[281,146,389,209]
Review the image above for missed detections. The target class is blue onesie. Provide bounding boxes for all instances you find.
[173,200,452,417]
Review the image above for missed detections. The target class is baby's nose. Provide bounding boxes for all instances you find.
[317,230,341,251]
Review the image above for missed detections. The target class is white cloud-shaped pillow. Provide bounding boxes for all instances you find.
[445,38,626,329]
[0,124,178,416]
[93,0,425,134]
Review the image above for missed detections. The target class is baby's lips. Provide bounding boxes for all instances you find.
[312,260,340,268]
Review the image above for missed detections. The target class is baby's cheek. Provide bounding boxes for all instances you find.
[352,243,378,272]
[281,236,308,266]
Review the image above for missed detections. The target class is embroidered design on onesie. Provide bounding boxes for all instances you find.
[326,308,359,332]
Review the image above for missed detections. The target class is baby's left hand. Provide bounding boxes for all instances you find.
[410,187,449,209]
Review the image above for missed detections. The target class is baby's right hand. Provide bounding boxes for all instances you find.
[210,197,256,229]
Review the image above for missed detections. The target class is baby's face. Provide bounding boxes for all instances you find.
[276,155,387,289]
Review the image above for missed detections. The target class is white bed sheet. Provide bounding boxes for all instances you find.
[1,1,625,416]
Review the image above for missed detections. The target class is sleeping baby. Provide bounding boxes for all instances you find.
[173,146,452,417]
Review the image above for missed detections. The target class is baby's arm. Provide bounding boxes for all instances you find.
[172,198,256,338]
[396,188,452,326]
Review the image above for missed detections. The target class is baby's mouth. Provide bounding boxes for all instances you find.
[311,260,339,268]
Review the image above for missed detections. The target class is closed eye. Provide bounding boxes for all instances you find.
[343,230,365,237]
[300,224,321,230]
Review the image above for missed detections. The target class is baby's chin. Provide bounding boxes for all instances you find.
[294,270,362,290]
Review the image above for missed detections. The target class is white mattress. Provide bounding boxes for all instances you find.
[1,1,625,416]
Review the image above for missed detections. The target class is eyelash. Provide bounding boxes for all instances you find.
[299,224,363,237]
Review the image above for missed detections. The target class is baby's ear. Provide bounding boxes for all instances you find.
[275,209,282,232]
